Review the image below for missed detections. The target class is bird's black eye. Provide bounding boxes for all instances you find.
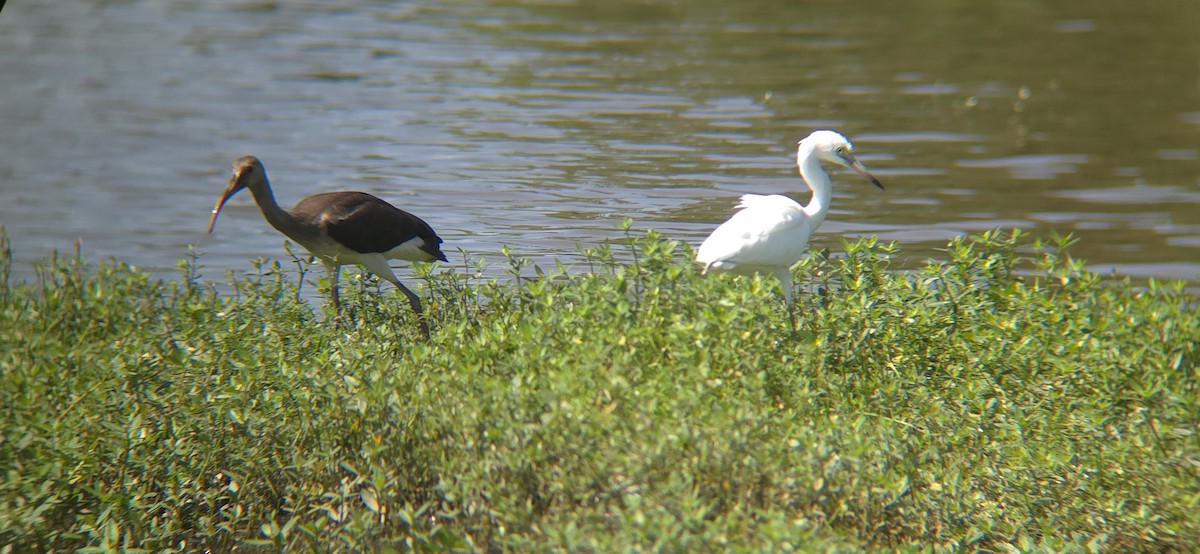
[835,146,846,155]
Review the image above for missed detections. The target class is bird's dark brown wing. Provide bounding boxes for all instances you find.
[294,191,447,261]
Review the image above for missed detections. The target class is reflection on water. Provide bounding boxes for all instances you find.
[0,0,1197,286]
[957,155,1090,179]
[1055,185,1200,205]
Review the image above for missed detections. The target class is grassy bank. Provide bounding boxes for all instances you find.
[1,228,1197,552]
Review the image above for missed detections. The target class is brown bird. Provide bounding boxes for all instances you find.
[207,155,447,336]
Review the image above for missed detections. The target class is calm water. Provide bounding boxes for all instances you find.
[2,0,1198,287]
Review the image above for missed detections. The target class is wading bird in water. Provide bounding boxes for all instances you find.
[696,130,884,323]
[207,156,446,337]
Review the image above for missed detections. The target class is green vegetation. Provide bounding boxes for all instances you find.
[1,227,1197,552]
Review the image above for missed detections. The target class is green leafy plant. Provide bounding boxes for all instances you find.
[1,228,1196,552]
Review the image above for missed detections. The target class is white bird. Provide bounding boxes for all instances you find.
[696,130,884,311]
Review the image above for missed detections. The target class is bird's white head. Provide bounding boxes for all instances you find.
[207,155,267,233]
[797,130,885,190]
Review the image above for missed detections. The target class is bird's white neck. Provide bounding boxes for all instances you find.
[797,144,833,227]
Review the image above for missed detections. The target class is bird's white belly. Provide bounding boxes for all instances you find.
[300,235,432,266]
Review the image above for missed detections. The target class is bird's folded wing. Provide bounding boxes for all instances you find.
[323,199,431,254]
[696,195,810,268]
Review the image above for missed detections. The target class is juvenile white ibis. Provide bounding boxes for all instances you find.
[207,155,447,336]
[696,130,884,317]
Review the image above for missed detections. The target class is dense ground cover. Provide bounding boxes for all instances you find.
[1,227,1197,552]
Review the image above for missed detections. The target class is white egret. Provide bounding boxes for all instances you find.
[696,130,884,312]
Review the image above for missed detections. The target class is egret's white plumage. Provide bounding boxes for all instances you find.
[696,130,884,307]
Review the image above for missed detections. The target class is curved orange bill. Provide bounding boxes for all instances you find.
[207,173,243,233]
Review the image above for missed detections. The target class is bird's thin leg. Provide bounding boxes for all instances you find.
[775,268,798,335]
[787,302,798,336]
[325,262,343,326]
[393,281,430,338]
[361,255,431,338]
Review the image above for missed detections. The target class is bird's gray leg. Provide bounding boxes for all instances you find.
[324,262,343,326]
[393,281,430,338]
[361,255,431,338]
[775,267,795,307]
[775,267,798,335]
[330,269,341,311]
[787,302,798,336]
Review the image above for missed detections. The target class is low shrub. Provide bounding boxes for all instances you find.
[1,227,1196,552]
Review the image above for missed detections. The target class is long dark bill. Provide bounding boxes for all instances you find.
[848,157,885,191]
